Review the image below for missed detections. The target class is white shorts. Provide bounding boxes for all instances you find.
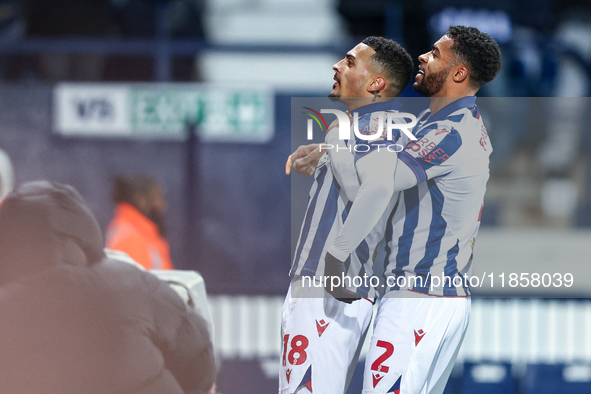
[279,278,374,394]
[363,296,471,394]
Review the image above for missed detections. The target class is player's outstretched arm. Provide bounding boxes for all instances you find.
[328,149,397,262]
[324,149,398,303]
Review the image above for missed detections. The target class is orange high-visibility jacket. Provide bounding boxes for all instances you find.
[106,202,173,270]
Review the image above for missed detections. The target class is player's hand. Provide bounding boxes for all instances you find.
[285,144,326,176]
[324,252,361,304]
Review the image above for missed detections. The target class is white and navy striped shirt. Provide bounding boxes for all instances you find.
[290,101,404,298]
[382,96,491,296]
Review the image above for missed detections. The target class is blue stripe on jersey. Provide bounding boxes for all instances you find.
[341,201,353,222]
[446,114,465,123]
[382,211,395,288]
[354,114,374,145]
[355,240,370,268]
[300,179,340,276]
[290,167,328,275]
[398,151,429,184]
[413,123,439,140]
[392,187,420,279]
[422,127,463,166]
[354,240,370,294]
[413,180,447,293]
[443,240,460,296]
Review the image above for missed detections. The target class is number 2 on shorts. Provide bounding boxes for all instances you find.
[371,340,394,373]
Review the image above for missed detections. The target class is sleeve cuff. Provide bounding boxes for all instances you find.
[327,245,348,263]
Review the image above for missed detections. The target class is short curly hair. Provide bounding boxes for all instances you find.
[361,36,414,94]
[445,25,501,89]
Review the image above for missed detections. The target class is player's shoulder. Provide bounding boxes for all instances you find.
[446,103,482,127]
[429,104,481,136]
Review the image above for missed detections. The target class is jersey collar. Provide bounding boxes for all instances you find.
[353,100,403,117]
[427,96,477,123]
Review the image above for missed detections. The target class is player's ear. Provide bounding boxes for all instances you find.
[453,64,468,83]
[368,76,386,93]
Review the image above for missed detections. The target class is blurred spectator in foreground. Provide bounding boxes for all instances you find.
[0,148,14,202]
[106,173,174,270]
[0,180,215,393]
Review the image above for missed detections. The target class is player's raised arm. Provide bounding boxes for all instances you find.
[328,139,398,261]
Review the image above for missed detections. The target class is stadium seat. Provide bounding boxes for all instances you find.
[523,363,591,394]
[461,362,514,394]
[442,371,461,394]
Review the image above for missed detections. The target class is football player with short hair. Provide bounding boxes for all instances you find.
[282,37,413,394]
[324,25,501,393]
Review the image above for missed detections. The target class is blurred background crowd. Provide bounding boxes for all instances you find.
[1,0,591,392]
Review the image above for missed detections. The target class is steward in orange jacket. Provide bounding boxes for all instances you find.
[106,202,173,270]
[106,174,173,270]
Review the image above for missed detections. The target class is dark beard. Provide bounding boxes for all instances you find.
[147,209,167,237]
[328,91,340,102]
[413,67,450,97]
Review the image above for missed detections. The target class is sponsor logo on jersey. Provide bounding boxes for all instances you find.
[315,319,330,337]
[414,329,426,346]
